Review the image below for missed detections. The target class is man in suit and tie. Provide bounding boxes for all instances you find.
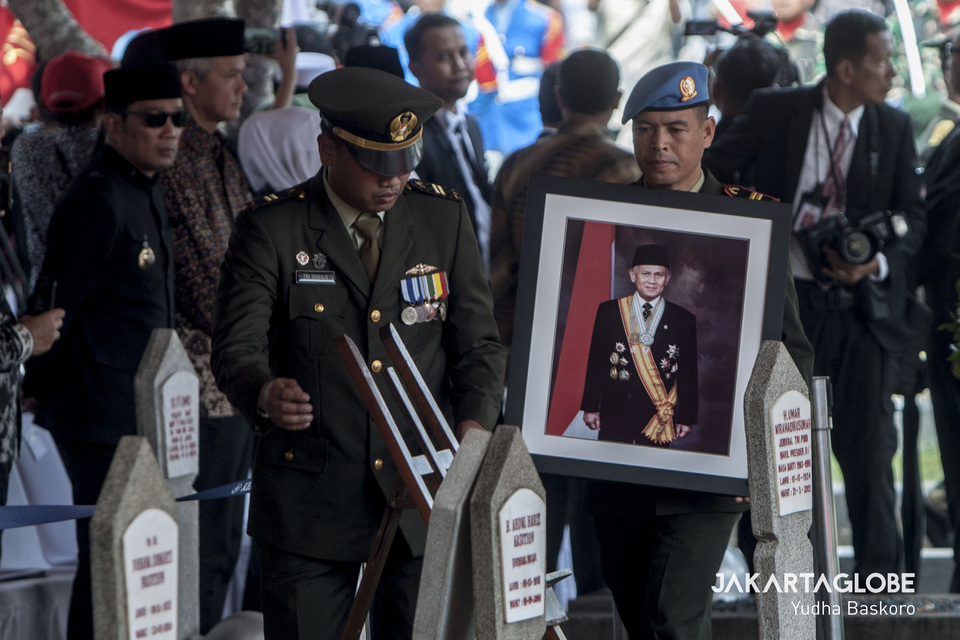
[405,13,493,273]
[211,66,505,639]
[582,244,699,445]
[705,8,926,578]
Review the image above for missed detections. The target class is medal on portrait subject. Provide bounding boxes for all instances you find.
[296,251,310,266]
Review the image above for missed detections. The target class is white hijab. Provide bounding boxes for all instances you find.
[238,106,323,194]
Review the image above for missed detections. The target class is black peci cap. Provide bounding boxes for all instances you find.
[122,18,245,66]
[309,67,443,177]
[632,244,670,269]
[104,63,182,110]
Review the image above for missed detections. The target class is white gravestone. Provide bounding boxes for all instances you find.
[91,436,180,640]
[124,509,178,640]
[470,425,547,640]
[134,329,200,639]
[499,488,546,623]
[161,371,199,479]
[771,390,813,517]
[744,341,815,640]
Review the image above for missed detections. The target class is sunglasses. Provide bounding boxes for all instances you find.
[122,109,191,128]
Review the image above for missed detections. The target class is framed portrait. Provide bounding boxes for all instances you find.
[505,174,793,495]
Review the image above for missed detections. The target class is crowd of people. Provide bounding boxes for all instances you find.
[0,1,956,639]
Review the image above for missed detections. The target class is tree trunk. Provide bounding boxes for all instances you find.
[7,0,106,61]
[173,0,233,23]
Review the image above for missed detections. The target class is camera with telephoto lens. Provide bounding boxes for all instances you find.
[684,10,780,38]
[798,210,910,279]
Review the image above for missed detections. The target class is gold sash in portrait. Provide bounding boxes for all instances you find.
[618,296,677,445]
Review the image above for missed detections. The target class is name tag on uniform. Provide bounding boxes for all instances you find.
[295,270,336,285]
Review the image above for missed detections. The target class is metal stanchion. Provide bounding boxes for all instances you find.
[810,376,844,640]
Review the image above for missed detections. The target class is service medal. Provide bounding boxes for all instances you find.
[401,306,418,325]
[610,367,618,379]
[640,333,654,346]
[296,251,309,266]
[313,252,327,269]
[610,353,619,365]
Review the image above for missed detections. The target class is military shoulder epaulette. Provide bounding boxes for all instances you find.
[723,185,780,202]
[259,185,306,206]
[405,178,462,202]
[928,119,956,148]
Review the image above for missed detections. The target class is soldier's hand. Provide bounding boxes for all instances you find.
[821,247,878,285]
[675,423,691,438]
[456,419,485,441]
[583,412,600,430]
[20,308,65,356]
[260,377,312,430]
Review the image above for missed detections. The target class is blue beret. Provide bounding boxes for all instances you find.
[621,61,710,124]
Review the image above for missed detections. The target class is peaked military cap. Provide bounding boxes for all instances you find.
[104,63,181,110]
[622,61,710,124]
[309,66,443,177]
[122,18,245,66]
[632,244,670,269]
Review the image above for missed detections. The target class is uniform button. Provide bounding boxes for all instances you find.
[371,360,382,373]
[314,303,324,313]
[374,458,383,471]
[284,451,294,462]
[371,310,381,322]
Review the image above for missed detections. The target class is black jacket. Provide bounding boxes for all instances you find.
[704,83,926,354]
[28,145,176,444]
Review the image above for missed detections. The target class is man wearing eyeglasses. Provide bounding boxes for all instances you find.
[27,62,183,640]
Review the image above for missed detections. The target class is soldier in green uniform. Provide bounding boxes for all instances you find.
[585,61,813,640]
[211,66,505,640]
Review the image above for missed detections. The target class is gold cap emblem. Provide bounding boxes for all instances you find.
[390,111,418,142]
[679,75,698,103]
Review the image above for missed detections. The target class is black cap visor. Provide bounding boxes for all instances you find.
[345,137,423,177]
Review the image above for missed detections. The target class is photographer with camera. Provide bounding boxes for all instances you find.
[705,9,926,580]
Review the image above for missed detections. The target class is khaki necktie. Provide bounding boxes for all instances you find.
[353,213,382,282]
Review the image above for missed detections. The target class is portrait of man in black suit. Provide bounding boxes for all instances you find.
[582,243,699,446]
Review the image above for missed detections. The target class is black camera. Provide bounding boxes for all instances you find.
[684,10,779,38]
[797,211,910,279]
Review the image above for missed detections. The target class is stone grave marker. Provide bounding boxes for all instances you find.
[470,425,547,640]
[414,428,492,639]
[743,340,815,640]
[134,328,199,638]
[90,436,179,640]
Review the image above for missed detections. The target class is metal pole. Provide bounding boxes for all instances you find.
[810,376,844,640]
